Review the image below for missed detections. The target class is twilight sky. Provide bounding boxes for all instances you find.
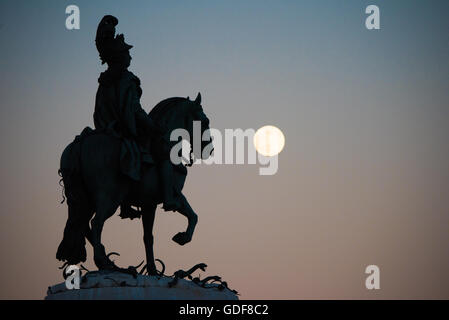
[0,0,448,299]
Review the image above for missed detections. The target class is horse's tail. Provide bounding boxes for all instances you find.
[56,128,93,265]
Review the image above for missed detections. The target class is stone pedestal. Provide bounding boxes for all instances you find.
[45,270,238,300]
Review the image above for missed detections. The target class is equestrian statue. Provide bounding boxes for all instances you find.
[56,15,213,275]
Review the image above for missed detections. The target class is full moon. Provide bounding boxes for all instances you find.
[254,125,285,157]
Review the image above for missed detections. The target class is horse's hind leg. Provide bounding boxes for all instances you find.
[83,207,95,246]
[141,204,157,275]
[91,197,120,270]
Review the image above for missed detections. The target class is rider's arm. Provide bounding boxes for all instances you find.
[127,81,165,136]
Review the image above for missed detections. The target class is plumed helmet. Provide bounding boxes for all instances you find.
[95,15,133,64]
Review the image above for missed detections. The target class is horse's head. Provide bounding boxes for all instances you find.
[185,93,213,161]
[149,92,213,164]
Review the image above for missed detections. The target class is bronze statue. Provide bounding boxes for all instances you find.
[56,15,213,275]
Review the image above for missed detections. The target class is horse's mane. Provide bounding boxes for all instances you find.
[148,97,188,122]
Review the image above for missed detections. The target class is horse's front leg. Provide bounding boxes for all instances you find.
[142,204,157,275]
[172,194,198,246]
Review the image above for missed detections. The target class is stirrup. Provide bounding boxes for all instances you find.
[119,205,142,219]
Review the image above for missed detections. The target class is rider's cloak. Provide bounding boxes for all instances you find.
[94,69,153,181]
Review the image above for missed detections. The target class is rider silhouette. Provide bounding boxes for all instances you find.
[94,15,180,212]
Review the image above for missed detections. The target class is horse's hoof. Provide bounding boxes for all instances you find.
[97,263,117,271]
[147,267,158,276]
[172,232,191,246]
[94,256,117,271]
[123,266,138,278]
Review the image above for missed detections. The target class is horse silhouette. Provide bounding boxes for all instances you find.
[56,93,212,274]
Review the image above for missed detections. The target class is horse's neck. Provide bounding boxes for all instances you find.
[162,105,191,136]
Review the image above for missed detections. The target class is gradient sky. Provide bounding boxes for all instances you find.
[0,0,448,299]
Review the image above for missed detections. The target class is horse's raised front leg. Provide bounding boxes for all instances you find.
[172,194,198,246]
[142,204,157,275]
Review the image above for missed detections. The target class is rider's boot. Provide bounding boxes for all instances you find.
[160,159,180,212]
